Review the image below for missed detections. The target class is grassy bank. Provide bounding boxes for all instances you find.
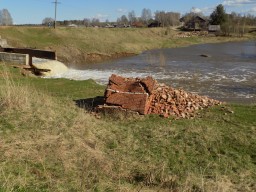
[0,63,255,191]
[0,26,254,64]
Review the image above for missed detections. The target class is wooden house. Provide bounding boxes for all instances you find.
[148,21,161,28]
[131,22,145,28]
[208,25,221,32]
[180,15,208,31]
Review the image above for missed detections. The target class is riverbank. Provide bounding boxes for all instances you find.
[0,26,254,64]
[0,63,256,191]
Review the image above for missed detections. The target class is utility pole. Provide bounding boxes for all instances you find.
[52,0,60,29]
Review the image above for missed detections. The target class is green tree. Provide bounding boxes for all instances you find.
[210,4,227,25]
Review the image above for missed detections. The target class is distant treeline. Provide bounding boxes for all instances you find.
[222,12,256,35]
[42,8,256,31]
[42,9,182,28]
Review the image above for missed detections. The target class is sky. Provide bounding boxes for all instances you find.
[1,0,256,24]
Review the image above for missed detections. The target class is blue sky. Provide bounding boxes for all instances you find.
[1,0,256,24]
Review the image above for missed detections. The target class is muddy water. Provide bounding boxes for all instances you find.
[50,41,256,104]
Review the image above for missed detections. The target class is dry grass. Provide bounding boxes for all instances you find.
[0,65,31,113]
[0,64,111,191]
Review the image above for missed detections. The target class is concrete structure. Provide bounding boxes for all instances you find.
[0,39,8,47]
[0,35,9,48]
[0,37,55,66]
[0,48,57,65]
[0,52,29,65]
[32,58,68,76]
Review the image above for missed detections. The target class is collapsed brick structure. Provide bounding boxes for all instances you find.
[104,74,155,115]
[102,74,222,118]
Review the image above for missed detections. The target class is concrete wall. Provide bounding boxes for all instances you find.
[0,48,56,65]
[0,52,29,65]
[0,39,8,47]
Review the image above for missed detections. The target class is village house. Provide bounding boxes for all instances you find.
[208,25,221,32]
[148,20,161,28]
[131,21,145,28]
[180,15,208,31]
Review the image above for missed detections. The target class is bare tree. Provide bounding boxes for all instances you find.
[155,11,165,27]
[128,10,137,24]
[223,12,251,36]
[155,11,180,27]
[117,15,129,25]
[42,17,54,26]
[141,8,152,25]
[245,14,256,26]
[83,18,91,27]
[0,9,13,25]
[91,18,100,26]
[120,15,128,24]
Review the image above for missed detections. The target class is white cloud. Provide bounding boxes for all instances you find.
[191,7,202,13]
[189,6,214,15]
[223,0,256,6]
[222,0,256,14]
[94,14,109,21]
[249,6,256,12]
[117,8,127,14]
[201,7,215,15]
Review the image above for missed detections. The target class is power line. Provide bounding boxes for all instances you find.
[52,0,61,29]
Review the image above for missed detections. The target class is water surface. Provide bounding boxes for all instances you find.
[50,41,256,104]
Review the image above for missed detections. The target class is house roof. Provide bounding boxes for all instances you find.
[195,16,207,22]
[180,15,208,22]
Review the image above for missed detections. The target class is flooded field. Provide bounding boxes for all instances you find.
[50,41,256,104]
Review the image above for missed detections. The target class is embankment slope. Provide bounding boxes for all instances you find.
[0,26,253,64]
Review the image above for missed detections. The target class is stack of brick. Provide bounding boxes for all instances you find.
[103,74,222,118]
[104,74,156,115]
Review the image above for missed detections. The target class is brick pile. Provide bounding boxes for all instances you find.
[148,83,222,118]
[102,74,222,118]
[174,31,209,38]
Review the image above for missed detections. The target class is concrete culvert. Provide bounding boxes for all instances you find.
[32,57,68,76]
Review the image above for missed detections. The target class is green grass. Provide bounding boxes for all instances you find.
[0,63,255,191]
[0,64,105,100]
